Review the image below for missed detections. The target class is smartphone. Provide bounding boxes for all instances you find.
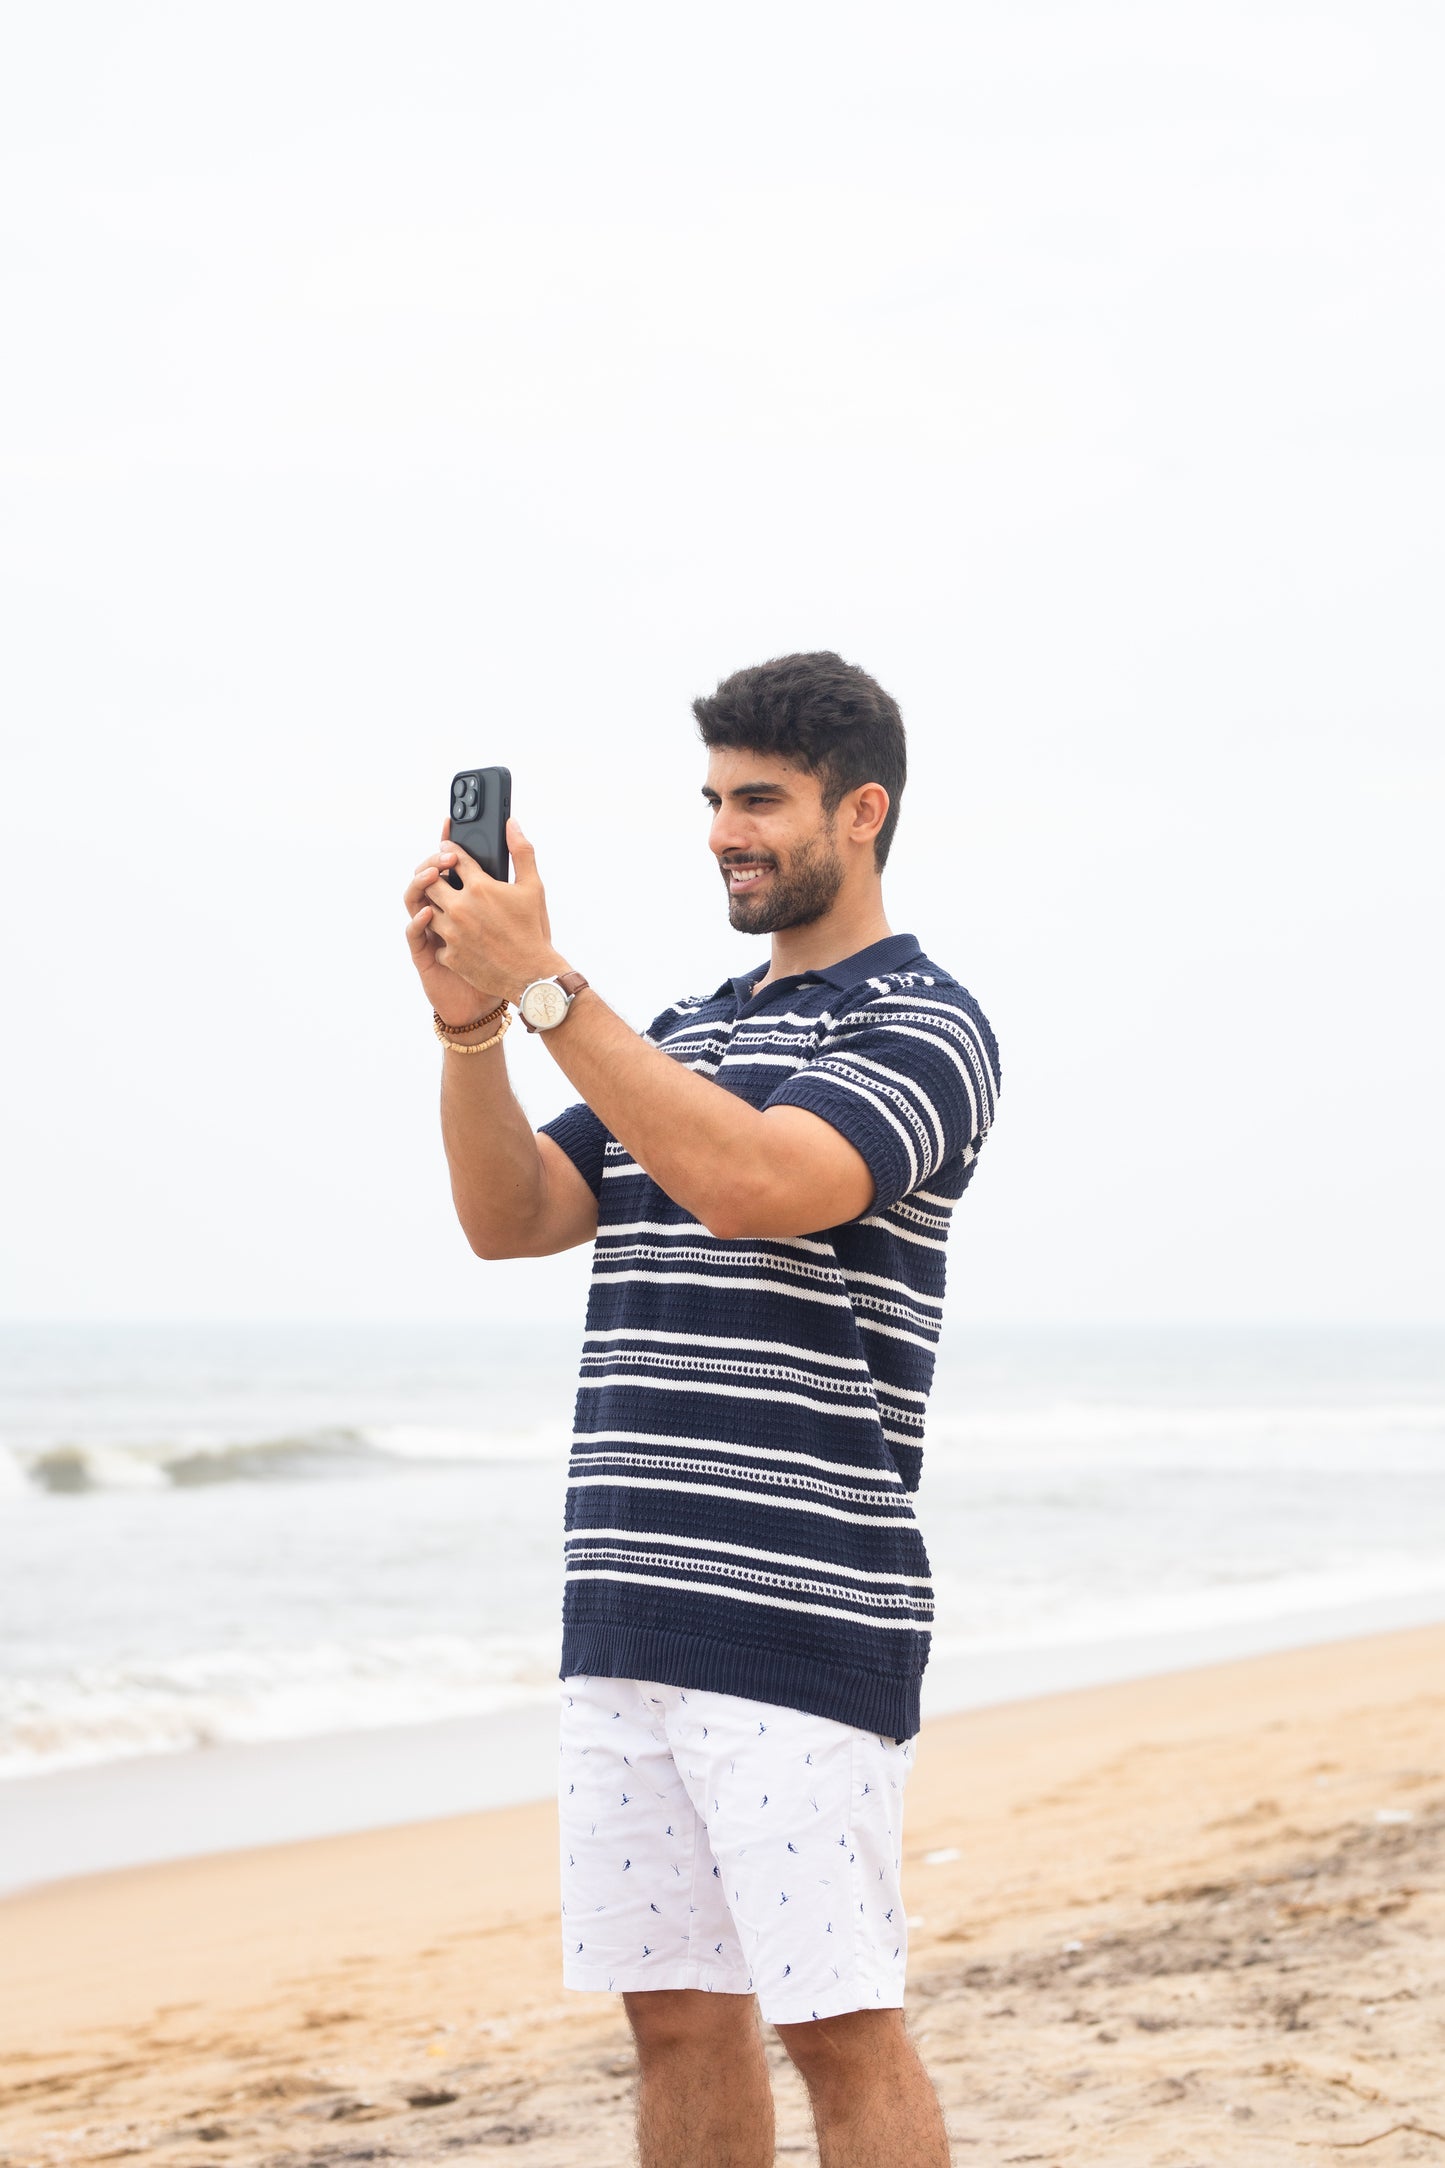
[446,766,511,887]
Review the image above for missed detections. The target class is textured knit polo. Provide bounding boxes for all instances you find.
[540,932,1001,1741]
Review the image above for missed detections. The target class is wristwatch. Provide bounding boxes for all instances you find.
[518,971,590,1032]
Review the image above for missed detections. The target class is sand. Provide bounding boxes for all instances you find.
[2,1622,1442,2166]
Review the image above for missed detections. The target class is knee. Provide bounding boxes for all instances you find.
[624,1988,758,2068]
[775,2007,908,2096]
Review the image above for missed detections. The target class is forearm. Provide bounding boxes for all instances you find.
[439,1030,551,1256]
[539,988,786,1236]
[409,821,869,1241]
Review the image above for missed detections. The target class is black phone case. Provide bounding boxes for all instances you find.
[446,766,511,886]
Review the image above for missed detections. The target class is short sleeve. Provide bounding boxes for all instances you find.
[539,1102,612,1200]
[765,979,1001,1213]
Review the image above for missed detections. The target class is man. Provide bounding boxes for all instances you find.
[403,652,1000,2168]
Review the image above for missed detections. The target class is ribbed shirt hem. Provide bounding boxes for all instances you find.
[560,1621,923,1743]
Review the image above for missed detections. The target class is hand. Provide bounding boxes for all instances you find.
[409,818,567,1010]
[403,823,509,1027]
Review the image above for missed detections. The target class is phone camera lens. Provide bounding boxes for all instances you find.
[452,797,467,821]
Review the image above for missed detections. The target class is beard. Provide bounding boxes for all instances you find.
[724,825,846,935]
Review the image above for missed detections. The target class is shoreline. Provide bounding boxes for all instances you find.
[1,1620,1442,2165]
[5,1581,1445,1897]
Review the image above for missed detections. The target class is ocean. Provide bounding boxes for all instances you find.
[3,1320,1443,1800]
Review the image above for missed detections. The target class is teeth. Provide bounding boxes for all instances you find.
[730,866,767,883]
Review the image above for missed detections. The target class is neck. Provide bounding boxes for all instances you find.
[759,890,893,987]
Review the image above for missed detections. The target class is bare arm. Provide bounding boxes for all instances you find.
[404,842,598,1259]
[531,989,872,1239]
[412,826,875,1245]
[439,1041,598,1259]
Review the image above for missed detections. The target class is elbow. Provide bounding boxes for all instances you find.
[698,1179,782,1243]
[454,1186,543,1260]
[466,1232,513,1261]
[463,1222,530,1261]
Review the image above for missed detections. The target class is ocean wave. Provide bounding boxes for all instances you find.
[4,1397,1442,1497]
[925,1398,1445,1466]
[928,1549,1445,1658]
[3,1422,570,1495]
[948,1543,1445,1639]
[10,1554,1444,1783]
[0,1632,560,1780]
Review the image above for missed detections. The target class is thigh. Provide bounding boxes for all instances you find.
[558,1676,750,1997]
[662,1686,916,2028]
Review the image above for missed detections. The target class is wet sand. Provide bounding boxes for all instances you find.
[2,1623,1443,2165]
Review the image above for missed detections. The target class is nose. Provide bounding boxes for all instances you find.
[710,804,755,861]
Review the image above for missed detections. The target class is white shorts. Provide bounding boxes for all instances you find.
[558,1674,917,2027]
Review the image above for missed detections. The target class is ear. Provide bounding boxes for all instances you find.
[846,782,890,851]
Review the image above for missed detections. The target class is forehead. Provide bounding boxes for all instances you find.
[703,746,818,796]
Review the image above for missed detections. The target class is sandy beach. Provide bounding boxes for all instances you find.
[2,1622,1442,2166]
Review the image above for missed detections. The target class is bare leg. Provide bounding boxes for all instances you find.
[775,2008,950,2168]
[623,1989,774,2168]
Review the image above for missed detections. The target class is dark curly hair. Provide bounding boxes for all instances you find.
[692,651,907,870]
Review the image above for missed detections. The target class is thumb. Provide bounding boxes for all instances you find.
[507,816,539,882]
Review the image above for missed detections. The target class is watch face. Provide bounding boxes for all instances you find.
[522,979,570,1030]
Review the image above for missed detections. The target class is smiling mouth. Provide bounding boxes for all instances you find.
[725,862,773,891]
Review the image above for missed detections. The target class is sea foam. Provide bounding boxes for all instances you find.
[0,1631,559,1780]
[4,1422,571,1495]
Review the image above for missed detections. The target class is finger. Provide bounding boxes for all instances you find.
[507,816,538,883]
[404,905,434,956]
[405,870,449,913]
[413,849,457,880]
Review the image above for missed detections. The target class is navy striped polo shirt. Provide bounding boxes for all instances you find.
[541,932,1001,1741]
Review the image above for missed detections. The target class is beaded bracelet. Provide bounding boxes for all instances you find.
[433,1001,508,1038]
[435,1009,512,1055]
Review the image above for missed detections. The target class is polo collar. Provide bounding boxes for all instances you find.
[722,932,924,1009]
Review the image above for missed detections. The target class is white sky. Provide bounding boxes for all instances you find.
[2,2,1441,1327]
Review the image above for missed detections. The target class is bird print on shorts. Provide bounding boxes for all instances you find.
[558,1678,915,2021]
